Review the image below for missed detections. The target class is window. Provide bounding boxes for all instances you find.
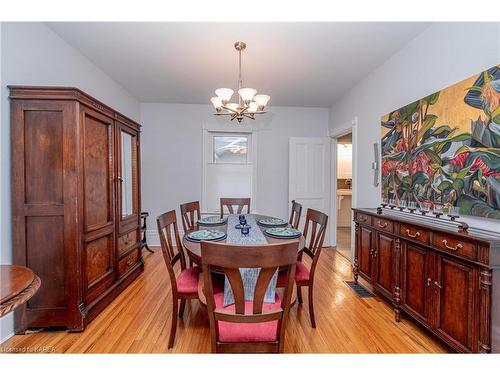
[203,131,255,213]
[213,135,248,164]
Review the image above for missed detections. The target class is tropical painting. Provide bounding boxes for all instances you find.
[381,64,500,219]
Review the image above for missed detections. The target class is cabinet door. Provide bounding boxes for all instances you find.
[116,122,140,234]
[81,107,116,303]
[357,226,373,280]
[373,232,394,298]
[401,242,433,326]
[434,254,475,352]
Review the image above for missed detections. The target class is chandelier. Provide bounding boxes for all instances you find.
[210,41,270,123]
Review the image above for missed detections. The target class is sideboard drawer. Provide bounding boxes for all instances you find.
[432,233,477,260]
[355,212,372,225]
[118,249,139,278]
[118,230,138,255]
[400,223,430,245]
[373,217,394,233]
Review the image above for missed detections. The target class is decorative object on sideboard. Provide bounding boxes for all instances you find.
[210,41,271,123]
[377,203,472,233]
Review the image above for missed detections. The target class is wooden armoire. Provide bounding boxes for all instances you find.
[10,86,144,332]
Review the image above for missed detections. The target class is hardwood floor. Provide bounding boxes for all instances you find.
[336,227,352,261]
[1,247,448,353]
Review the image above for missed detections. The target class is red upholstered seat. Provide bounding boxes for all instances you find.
[176,266,200,294]
[213,292,280,343]
[277,261,310,285]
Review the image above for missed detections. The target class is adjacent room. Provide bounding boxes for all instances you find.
[1,18,499,359]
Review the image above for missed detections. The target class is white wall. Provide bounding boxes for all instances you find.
[140,103,329,244]
[0,22,141,343]
[329,22,500,231]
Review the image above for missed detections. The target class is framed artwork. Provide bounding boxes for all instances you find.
[381,64,500,219]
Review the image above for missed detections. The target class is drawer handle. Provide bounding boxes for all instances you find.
[442,240,463,251]
[377,220,388,228]
[405,229,420,238]
[126,256,134,266]
[359,216,367,222]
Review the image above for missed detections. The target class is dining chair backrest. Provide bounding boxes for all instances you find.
[200,241,299,353]
[289,200,303,229]
[301,208,328,279]
[157,210,187,288]
[219,197,251,218]
[180,201,201,233]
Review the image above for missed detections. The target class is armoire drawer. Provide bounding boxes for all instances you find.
[118,230,138,254]
[432,233,477,260]
[118,249,140,277]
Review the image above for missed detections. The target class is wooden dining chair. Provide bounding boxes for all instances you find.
[277,208,328,328]
[180,200,201,233]
[289,200,303,229]
[200,241,299,353]
[157,210,200,348]
[219,197,251,218]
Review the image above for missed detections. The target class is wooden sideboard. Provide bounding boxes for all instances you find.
[10,86,144,332]
[353,208,500,353]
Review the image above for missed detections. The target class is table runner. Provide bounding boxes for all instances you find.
[223,214,278,306]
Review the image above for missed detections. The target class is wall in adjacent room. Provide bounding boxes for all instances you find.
[140,103,329,244]
[329,22,500,231]
[0,22,140,343]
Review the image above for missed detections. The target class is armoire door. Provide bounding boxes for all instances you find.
[11,99,83,331]
[400,242,433,327]
[373,232,394,298]
[357,226,373,280]
[433,254,475,352]
[116,122,140,234]
[80,106,116,304]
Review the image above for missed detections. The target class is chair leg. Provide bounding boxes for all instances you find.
[168,298,178,349]
[297,285,303,304]
[307,284,316,328]
[178,298,186,318]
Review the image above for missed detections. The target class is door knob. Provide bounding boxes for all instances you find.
[434,281,443,289]
[427,277,432,287]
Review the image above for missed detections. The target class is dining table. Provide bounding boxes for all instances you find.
[182,213,305,266]
[183,213,304,307]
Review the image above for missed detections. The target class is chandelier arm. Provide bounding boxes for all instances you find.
[242,114,255,120]
[221,105,239,115]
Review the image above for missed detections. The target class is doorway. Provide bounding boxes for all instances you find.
[334,132,353,260]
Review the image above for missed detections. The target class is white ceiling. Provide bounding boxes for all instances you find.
[47,22,431,107]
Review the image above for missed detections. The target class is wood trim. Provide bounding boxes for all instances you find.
[8,86,140,129]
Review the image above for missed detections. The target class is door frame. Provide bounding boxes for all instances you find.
[329,117,358,258]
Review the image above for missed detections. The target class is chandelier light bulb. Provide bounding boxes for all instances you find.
[215,88,234,104]
[210,96,223,111]
[247,102,258,113]
[238,88,257,105]
[254,94,270,110]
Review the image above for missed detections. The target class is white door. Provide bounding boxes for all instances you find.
[289,137,331,244]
